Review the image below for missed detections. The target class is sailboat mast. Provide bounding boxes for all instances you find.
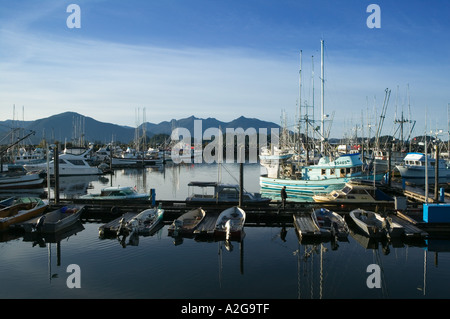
[320,40,325,154]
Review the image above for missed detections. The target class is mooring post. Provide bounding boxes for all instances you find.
[109,147,113,171]
[150,188,156,206]
[388,146,392,187]
[434,145,439,202]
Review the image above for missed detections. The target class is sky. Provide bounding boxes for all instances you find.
[1,0,449,139]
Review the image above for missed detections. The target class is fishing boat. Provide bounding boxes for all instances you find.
[123,207,164,236]
[7,147,47,171]
[260,153,385,199]
[186,182,271,205]
[110,147,164,168]
[349,208,404,238]
[395,152,450,185]
[312,182,394,205]
[371,148,405,172]
[214,206,246,241]
[168,207,206,237]
[312,208,349,240]
[24,205,85,233]
[80,186,149,200]
[260,41,386,200]
[0,197,49,231]
[24,147,103,176]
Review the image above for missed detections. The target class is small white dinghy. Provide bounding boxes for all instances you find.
[214,206,246,241]
[349,208,404,238]
[120,207,164,236]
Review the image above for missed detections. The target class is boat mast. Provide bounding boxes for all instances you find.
[299,50,303,160]
[320,40,325,154]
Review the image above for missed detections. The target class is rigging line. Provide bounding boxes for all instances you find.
[219,163,248,193]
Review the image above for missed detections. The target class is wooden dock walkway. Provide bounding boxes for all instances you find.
[389,181,450,204]
[390,212,428,239]
[98,212,138,236]
[193,213,219,236]
[292,213,322,238]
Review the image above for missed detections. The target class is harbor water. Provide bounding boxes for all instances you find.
[1,163,450,300]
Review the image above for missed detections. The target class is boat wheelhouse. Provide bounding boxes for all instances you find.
[395,152,450,185]
[186,181,271,204]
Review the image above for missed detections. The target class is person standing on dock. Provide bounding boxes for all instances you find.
[281,186,287,209]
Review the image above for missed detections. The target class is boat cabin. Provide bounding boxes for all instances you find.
[186,181,269,203]
[401,152,448,168]
[300,153,366,181]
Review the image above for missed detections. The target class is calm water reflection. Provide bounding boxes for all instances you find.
[1,163,450,299]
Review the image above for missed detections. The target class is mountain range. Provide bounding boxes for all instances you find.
[0,111,280,146]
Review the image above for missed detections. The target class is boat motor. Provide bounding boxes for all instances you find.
[34,215,46,232]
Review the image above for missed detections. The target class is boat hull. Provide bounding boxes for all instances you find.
[349,209,391,238]
[214,207,246,241]
[260,174,386,200]
[0,198,49,231]
[0,172,45,189]
[34,205,85,233]
[127,208,164,235]
[396,165,450,185]
[312,208,349,239]
[168,208,206,237]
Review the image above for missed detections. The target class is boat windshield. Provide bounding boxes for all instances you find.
[122,188,136,195]
[341,186,352,194]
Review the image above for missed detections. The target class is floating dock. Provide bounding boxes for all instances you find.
[193,213,219,236]
[292,213,322,238]
[98,212,137,237]
[390,213,428,239]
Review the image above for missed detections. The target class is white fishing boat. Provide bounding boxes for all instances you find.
[395,152,450,185]
[214,206,246,241]
[24,147,103,176]
[9,147,46,169]
[110,147,163,168]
